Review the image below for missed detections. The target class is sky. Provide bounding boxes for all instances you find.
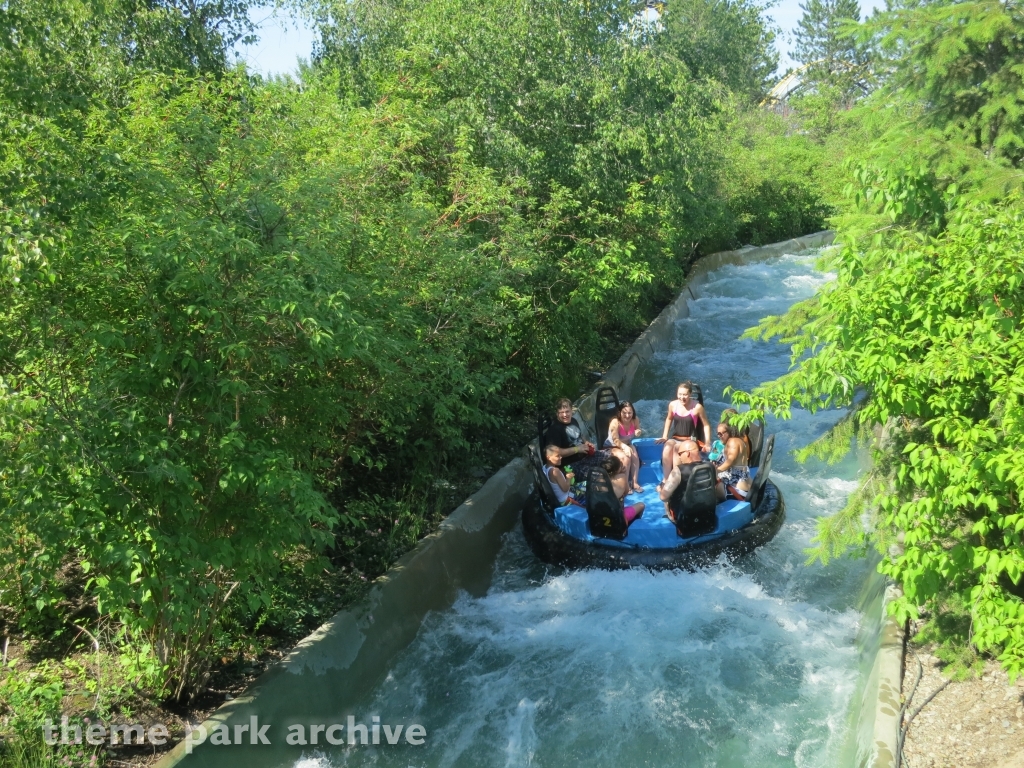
[770,0,886,71]
[233,6,319,77]
[233,0,888,80]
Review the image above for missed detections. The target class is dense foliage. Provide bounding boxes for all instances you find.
[736,201,1024,679]
[659,0,779,101]
[0,0,824,716]
[733,0,1024,680]
[793,0,870,96]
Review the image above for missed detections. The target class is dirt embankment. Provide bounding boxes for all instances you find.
[901,637,1024,768]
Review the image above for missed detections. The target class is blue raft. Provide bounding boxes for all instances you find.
[522,437,785,571]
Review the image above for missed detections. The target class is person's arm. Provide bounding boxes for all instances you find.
[559,444,582,460]
[657,465,682,502]
[571,417,596,453]
[611,474,627,501]
[633,416,642,437]
[550,466,571,494]
[608,418,622,447]
[718,437,742,472]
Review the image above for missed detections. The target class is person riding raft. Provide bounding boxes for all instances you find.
[655,381,711,475]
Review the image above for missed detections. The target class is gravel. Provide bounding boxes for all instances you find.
[900,635,1024,768]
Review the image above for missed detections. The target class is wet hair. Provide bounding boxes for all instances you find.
[677,380,694,395]
[544,444,561,463]
[617,401,637,420]
[601,455,623,475]
[718,421,739,439]
[555,397,573,411]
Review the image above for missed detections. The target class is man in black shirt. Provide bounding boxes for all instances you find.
[545,397,609,483]
[545,398,595,461]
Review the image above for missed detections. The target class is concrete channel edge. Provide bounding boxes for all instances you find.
[155,230,845,768]
[866,585,907,768]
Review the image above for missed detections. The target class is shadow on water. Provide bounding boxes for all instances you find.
[296,251,880,768]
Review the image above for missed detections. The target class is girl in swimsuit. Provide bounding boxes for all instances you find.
[607,401,643,492]
[656,381,712,476]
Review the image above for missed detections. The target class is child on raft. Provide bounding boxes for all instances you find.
[606,401,643,493]
[601,454,644,525]
[543,445,583,506]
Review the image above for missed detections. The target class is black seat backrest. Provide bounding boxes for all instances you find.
[534,414,561,512]
[594,386,619,447]
[748,419,765,466]
[529,442,562,513]
[691,382,704,406]
[586,467,628,540]
[676,463,718,537]
[748,434,775,513]
[537,414,553,448]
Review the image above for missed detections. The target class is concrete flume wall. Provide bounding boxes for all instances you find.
[861,586,907,768]
[155,230,879,768]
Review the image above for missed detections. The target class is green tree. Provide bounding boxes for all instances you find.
[731,0,1024,682]
[659,0,779,102]
[792,0,872,111]
[872,0,1024,171]
[316,0,745,396]
[732,197,1024,681]
[721,109,833,244]
[118,0,264,72]
[0,69,523,699]
[0,0,263,111]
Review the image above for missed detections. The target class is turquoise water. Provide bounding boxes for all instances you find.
[295,251,876,767]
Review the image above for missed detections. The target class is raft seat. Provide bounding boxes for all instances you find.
[555,438,754,549]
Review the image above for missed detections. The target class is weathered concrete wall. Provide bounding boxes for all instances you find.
[860,587,907,768]
[155,231,837,768]
[834,571,906,768]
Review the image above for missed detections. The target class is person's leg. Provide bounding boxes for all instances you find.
[727,485,749,501]
[627,445,641,490]
[566,452,601,478]
[624,501,645,524]
[618,444,639,491]
[727,468,752,500]
[660,440,676,476]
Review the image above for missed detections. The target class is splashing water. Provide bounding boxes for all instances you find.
[301,252,875,767]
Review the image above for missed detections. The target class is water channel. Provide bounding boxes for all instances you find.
[297,249,878,768]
